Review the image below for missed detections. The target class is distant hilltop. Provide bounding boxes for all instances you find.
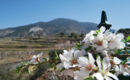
[0,18,129,38]
[0,18,98,37]
[118,28,130,37]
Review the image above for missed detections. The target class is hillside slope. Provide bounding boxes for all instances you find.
[0,18,98,37]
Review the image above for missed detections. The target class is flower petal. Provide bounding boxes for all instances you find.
[59,54,69,62]
[63,62,72,69]
[37,52,43,57]
[88,52,95,65]
[100,26,106,33]
[30,59,38,64]
[104,76,112,80]
[113,57,121,64]
[123,72,130,76]
[92,72,104,80]
[32,55,37,59]
[74,50,84,59]
[78,57,89,67]
[96,56,101,71]
[115,65,120,72]
[116,33,124,40]
[103,57,111,70]
[74,70,89,80]
[107,72,119,80]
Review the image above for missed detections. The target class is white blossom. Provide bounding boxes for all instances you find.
[29,53,44,64]
[74,53,96,80]
[59,48,84,69]
[115,64,130,76]
[92,33,108,51]
[106,33,125,50]
[93,56,119,80]
[57,26,129,80]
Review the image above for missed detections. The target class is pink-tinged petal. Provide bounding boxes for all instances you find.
[80,67,92,74]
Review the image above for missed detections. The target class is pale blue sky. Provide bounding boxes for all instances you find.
[0,0,130,30]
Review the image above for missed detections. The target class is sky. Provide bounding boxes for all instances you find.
[0,0,130,30]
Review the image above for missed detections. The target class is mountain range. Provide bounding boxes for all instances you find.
[0,18,98,37]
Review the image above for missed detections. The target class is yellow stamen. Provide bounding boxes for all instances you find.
[73,66,80,71]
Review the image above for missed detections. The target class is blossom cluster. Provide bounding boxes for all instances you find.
[83,27,125,56]
[58,27,130,80]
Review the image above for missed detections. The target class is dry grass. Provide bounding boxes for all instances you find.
[0,37,81,80]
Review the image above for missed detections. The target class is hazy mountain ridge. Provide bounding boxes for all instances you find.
[0,18,98,37]
[118,28,130,37]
